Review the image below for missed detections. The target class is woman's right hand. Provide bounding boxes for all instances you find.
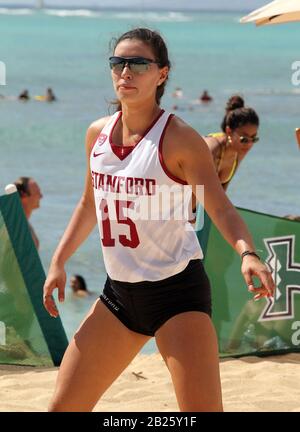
[43,263,66,318]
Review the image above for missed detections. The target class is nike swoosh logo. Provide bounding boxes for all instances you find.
[93,152,105,157]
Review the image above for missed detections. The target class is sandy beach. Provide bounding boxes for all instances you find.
[1,353,300,412]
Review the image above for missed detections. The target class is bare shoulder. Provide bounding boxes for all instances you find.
[85,115,112,153]
[165,115,210,160]
[204,135,222,155]
[162,114,219,187]
[167,115,198,137]
[86,116,111,140]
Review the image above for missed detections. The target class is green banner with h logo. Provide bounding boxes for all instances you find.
[196,207,300,358]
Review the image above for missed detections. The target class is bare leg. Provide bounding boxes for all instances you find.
[49,299,151,411]
[155,311,223,412]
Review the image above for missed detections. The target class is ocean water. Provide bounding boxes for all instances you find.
[1,8,300,353]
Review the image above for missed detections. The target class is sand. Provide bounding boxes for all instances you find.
[1,353,300,412]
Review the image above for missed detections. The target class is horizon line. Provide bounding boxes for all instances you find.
[0,3,255,14]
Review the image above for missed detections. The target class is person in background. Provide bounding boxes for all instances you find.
[204,95,259,191]
[46,87,56,102]
[70,275,91,298]
[13,177,43,249]
[18,90,30,101]
[172,87,183,98]
[284,215,300,221]
[200,90,213,103]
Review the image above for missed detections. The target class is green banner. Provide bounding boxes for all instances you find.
[196,207,300,358]
[0,192,68,366]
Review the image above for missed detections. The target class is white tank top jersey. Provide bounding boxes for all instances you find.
[90,109,203,283]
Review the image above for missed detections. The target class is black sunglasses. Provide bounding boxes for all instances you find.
[109,56,158,74]
[239,135,260,144]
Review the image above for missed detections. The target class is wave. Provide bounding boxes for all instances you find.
[44,9,103,18]
[0,8,34,15]
[0,8,192,21]
[252,89,300,96]
[223,88,300,96]
[112,11,193,22]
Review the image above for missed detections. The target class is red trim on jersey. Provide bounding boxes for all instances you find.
[111,144,135,159]
[109,109,165,161]
[158,114,187,186]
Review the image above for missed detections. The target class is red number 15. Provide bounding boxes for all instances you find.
[99,199,140,249]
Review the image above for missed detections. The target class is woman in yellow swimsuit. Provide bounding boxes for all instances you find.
[205,95,259,191]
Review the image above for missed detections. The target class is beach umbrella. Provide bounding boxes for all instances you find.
[240,0,300,26]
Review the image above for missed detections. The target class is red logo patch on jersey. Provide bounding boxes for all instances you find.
[97,133,107,147]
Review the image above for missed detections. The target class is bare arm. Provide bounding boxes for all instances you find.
[204,135,247,192]
[171,122,275,299]
[50,127,99,266]
[203,135,221,169]
[43,117,110,316]
[179,129,255,253]
[296,128,300,149]
[204,135,231,192]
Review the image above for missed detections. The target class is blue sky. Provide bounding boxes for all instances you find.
[0,0,268,11]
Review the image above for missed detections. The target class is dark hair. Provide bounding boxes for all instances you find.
[110,28,171,111]
[73,274,87,291]
[221,95,259,132]
[14,176,31,196]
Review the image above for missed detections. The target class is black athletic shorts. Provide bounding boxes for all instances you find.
[99,259,212,336]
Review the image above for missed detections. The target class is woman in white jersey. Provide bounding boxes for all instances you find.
[43,28,274,412]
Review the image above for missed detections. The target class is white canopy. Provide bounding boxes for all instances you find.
[240,0,300,26]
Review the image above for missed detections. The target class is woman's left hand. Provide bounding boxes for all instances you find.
[241,255,275,300]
